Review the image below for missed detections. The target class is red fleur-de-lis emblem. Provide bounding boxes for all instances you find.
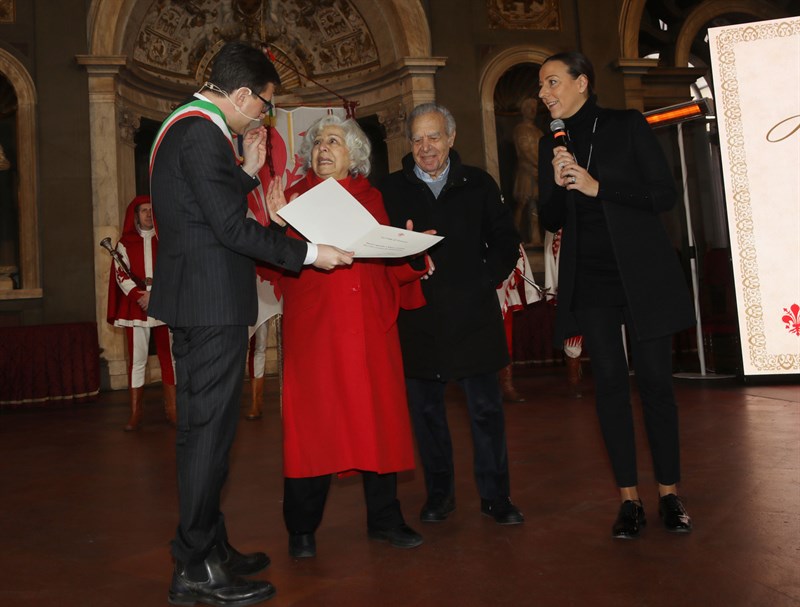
[782,303,800,336]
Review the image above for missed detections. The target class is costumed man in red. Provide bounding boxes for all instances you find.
[544,228,584,397]
[496,244,541,401]
[107,195,176,430]
[243,130,284,422]
[245,322,271,420]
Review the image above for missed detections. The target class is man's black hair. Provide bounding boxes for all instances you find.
[209,41,281,94]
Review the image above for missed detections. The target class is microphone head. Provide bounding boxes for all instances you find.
[550,119,566,133]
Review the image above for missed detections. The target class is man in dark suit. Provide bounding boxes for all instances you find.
[379,103,525,528]
[149,42,352,606]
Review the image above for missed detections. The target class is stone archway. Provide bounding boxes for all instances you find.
[0,48,40,300]
[674,0,782,67]
[618,0,646,60]
[619,0,787,66]
[478,46,554,276]
[82,0,442,388]
[478,46,553,184]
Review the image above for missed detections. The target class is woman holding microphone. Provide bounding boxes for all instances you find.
[537,51,694,539]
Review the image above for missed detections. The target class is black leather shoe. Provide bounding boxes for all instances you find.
[219,541,270,576]
[288,533,316,559]
[612,499,646,539]
[368,523,424,548]
[659,494,692,533]
[480,497,524,525]
[168,546,276,606]
[420,495,456,523]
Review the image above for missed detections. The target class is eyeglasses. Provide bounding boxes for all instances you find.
[202,82,274,114]
[251,91,274,114]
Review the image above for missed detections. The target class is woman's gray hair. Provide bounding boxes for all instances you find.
[405,103,457,140]
[298,114,372,177]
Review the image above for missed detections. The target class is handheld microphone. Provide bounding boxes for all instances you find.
[549,119,575,159]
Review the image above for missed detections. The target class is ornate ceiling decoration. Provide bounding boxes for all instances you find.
[132,0,380,90]
[487,0,560,31]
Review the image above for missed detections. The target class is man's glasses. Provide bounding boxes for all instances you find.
[252,92,274,114]
[202,81,274,114]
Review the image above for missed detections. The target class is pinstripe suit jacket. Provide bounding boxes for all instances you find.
[149,116,307,327]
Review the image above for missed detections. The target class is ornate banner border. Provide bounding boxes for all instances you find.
[710,18,800,375]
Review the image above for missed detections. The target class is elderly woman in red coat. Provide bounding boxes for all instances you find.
[265,114,431,559]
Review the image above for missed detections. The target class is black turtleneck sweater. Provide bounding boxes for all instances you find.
[564,98,625,309]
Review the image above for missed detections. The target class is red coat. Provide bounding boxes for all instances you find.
[279,173,426,478]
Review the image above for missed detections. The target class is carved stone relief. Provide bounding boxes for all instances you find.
[487,0,560,31]
[378,102,407,140]
[0,0,14,24]
[132,0,380,89]
[118,108,141,146]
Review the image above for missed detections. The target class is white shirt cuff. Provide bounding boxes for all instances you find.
[303,243,318,265]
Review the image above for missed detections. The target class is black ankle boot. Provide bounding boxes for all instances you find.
[218,540,270,576]
[168,544,276,606]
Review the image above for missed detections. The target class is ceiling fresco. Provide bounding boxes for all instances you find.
[132,0,381,90]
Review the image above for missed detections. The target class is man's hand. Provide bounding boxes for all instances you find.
[405,219,437,236]
[241,126,267,177]
[313,245,354,270]
[136,290,150,312]
[421,254,435,280]
[405,219,437,269]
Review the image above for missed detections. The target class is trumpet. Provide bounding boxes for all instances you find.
[99,237,146,290]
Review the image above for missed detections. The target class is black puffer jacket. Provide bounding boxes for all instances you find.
[380,150,520,380]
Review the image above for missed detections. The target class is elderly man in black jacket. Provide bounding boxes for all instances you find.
[380,103,524,526]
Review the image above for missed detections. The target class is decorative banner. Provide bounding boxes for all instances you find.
[248,106,346,335]
[266,106,347,188]
[709,18,800,375]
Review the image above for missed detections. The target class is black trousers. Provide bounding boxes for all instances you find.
[283,472,404,534]
[405,372,510,501]
[574,306,681,488]
[170,325,249,564]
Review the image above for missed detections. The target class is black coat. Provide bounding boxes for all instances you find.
[537,105,695,346]
[149,116,307,327]
[380,151,520,380]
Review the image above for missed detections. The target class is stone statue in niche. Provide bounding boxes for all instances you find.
[512,97,544,246]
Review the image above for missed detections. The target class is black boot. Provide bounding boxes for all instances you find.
[218,540,270,576]
[168,544,276,606]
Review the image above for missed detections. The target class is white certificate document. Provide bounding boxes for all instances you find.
[276,177,443,258]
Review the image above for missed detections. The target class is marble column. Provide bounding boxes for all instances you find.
[76,55,131,390]
[378,102,409,173]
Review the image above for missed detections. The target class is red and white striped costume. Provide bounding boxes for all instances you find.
[496,244,541,357]
[106,196,175,388]
[245,154,283,379]
[544,229,583,358]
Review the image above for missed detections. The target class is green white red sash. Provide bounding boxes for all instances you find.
[149,94,238,174]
